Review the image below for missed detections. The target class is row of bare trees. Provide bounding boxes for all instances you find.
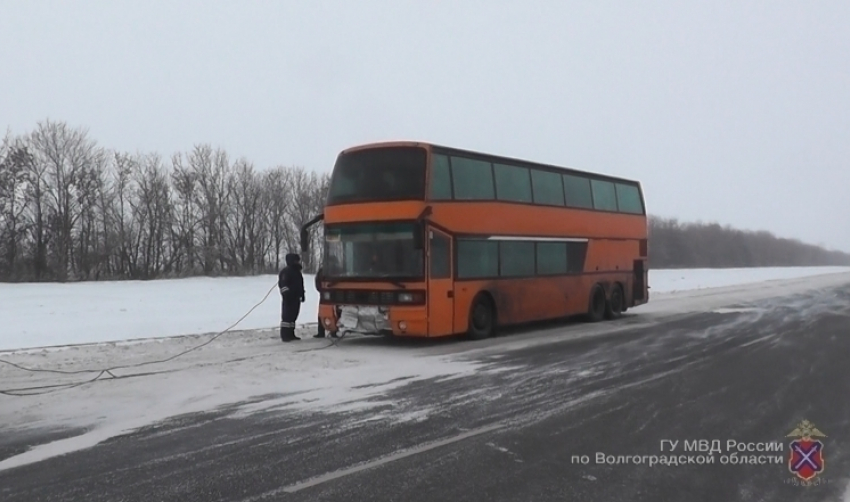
[648,217,850,268]
[3,120,848,282]
[0,120,328,282]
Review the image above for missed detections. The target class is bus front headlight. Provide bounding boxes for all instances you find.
[397,292,424,304]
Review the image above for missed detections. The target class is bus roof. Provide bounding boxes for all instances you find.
[339,141,642,186]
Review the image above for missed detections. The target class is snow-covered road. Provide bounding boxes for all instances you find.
[1,270,849,501]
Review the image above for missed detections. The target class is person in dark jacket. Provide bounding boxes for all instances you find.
[278,253,305,342]
[313,267,339,339]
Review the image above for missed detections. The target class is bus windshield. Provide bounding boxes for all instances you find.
[326,147,427,205]
[323,222,424,279]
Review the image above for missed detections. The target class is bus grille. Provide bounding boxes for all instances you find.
[325,289,425,306]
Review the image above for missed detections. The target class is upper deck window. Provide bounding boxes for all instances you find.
[531,169,565,206]
[591,179,618,212]
[327,147,427,205]
[451,156,495,200]
[494,163,532,203]
[430,154,453,200]
[563,174,594,209]
[615,183,645,214]
[425,147,644,216]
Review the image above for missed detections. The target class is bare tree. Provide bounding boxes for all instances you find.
[74,148,107,279]
[92,151,120,279]
[28,120,99,280]
[111,151,139,277]
[170,152,199,275]
[225,158,265,273]
[0,136,32,279]
[285,167,322,272]
[190,144,231,274]
[261,166,293,272]
[22,137,51,281]
[130,153,173,278]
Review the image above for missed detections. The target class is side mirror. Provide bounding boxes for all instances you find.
[413,222,425,250]
[300,227,310,254]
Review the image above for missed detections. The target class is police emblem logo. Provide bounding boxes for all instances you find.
[786,420,826,481]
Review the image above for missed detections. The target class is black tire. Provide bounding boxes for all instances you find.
[467,294,496,340]
[587,284,606,322]
[604,283,624,320]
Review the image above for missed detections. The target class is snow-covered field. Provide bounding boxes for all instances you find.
[1,266,849,472]
[1,266,849,352]
[0,274,312,352]
[648,266,850,293]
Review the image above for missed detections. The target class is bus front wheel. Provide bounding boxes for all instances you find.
[468,294,496,340]
[587,285,606,322]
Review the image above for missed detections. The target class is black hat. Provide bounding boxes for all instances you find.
[285,253,301,266]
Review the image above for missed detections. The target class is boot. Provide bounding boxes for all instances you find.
[288,327,301,341]
[280,327,290,342]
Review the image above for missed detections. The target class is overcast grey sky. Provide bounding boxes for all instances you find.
[2,1,849,251]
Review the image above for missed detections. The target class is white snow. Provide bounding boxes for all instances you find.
[0,330,491,471]
[2,266,848,352]
[648,266,850,294]
[0,274,317,351]
[0,265,849,472]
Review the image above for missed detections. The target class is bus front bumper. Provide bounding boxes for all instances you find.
[318,304,428,337]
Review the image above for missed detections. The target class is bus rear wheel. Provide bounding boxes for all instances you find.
[587,284,606,322]
[467,294,496,340]
[605,283,624,320]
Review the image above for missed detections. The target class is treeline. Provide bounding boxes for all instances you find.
[649,217,850,268]
[0,120,328,282]
[2,120,848,282]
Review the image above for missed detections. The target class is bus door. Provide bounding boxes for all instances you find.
[427,227,454,336]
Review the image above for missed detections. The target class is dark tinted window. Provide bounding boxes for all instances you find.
[430,154,453,200]
[324,222,424,278]
[531,169,565,206]
[563,174,594,209]
[494,163,532,203]
[430,230,451,278]
[536,242,568,274]
[566,241,589,273]
[327,147,426,205]
[451,156,495,200]
[591,179,618,211]
[457,239,498,278]
[615,183,644,214]
[500,241,535,276]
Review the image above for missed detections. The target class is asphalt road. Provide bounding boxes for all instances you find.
[2,280,850,502]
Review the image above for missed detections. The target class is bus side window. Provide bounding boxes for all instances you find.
[430,231,451,279]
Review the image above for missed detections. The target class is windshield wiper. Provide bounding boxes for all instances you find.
[323,276,407,288]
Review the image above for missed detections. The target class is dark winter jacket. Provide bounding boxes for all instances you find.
[279,253,305,303]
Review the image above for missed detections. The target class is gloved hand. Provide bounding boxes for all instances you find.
[300,295,305,303]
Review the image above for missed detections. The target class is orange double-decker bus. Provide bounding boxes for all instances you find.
[300,141,648,340]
